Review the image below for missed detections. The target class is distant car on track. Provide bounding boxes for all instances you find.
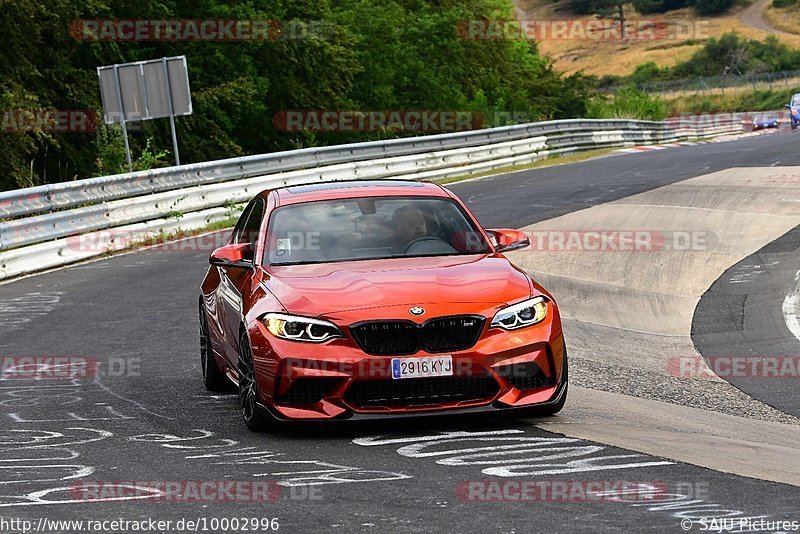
[786,93,800,130]
[199,180,568,431]
[752,113,780,131]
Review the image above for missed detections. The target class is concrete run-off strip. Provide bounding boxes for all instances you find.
[538,386,800,487]
[507,166,800,485]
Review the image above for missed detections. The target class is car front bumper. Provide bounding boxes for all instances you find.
[247,304,566,421]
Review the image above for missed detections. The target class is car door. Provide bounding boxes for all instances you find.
[217,198,265,362]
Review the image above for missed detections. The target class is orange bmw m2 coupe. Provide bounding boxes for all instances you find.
[199,180,567,431]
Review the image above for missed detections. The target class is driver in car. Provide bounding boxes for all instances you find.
[391,205,429,251]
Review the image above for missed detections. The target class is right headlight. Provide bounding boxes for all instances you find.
[262,313,343,343]
[490,296,549,330]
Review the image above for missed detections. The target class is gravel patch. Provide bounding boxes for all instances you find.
[571,356,800,426]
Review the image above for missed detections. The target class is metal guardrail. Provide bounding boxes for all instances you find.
[0,119,666,220]
[0,117,743,281]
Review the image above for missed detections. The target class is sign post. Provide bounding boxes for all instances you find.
[162,57,181,165]
[98,56,192,169]
[112,64,133,171]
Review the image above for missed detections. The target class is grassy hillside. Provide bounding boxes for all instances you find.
[665,87,795,113]
[765,3,800,34]
[519,0,800,76]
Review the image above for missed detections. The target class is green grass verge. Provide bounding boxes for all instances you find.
[435,148,616,185]
[666,88,796,115]
[100,215,241,257]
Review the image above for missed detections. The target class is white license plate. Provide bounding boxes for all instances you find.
[391,356,453,379]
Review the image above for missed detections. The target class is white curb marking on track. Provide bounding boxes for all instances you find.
[616,130,778,154]
[783,269,800,342]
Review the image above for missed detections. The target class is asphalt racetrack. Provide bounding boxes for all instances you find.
[1,132,800,533]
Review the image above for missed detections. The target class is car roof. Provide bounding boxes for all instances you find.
[268,180,450,206]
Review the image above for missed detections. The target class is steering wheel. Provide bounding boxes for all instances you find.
[403,236,449,254]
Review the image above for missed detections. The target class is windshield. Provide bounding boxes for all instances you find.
[266,196,493,266]
[792,94,800,106]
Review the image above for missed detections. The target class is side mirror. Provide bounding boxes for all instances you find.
[210,243,254,270]
[787,104,793,109]
[486,229,530,253]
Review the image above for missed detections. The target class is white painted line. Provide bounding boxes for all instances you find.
[783,269,800,342]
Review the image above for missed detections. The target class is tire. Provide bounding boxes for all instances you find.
[238,329,272,432]
[199,301,231,392]
[792,122,798,131]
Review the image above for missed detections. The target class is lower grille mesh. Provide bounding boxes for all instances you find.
[277,378,339,405]
[344,375,499,409]
[501,362,551,391]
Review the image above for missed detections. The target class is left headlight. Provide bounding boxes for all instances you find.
[262,313,343,343]
[490,296,549,330]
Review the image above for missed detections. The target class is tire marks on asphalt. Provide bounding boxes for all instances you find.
[353,430,673,476]
[129,429,412,487]
[0,291,62,329]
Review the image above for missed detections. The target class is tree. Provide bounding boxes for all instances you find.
[689,0,736,15]
[631,0,689,14]
[569,0,627,38]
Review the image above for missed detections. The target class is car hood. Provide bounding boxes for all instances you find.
[264,255,531,316]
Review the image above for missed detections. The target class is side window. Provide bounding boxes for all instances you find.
[238,199,265,245]
[231,203,255,245]
[232,199,265,253]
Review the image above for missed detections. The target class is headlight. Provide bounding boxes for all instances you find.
[490,296,548,330]
[262,313,343,343]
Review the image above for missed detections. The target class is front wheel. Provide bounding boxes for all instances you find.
[238,330,272,432]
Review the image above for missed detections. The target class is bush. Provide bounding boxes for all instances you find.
[632,0,689,14]
[616,32,800,86]
[690,0,736,15]
[630,62,667,85]
[588,85,668,120]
